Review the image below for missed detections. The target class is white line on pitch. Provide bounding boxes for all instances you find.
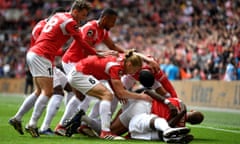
[191,125,240,134]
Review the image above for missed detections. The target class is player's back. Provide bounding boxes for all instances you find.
[30,12,77,62]
[75,55,120,80]
[30,19,47,47]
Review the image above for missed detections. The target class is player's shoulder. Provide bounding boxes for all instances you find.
[53,12,73,22]
[83,20,98,28]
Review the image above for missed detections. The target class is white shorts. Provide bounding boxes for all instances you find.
[129,113,159,140]
[62,61,76,75]
[53,67,68,88]
[119,100,152,128]
[26,52,53,77]
[67,68,100,95]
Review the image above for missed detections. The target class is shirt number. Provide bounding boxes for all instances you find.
[43,18,58,33]
[89,78,96,84]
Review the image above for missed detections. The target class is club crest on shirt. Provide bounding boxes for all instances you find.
[87,30,94,37]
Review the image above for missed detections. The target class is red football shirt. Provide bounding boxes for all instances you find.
[29,12,96,63]
[62,20,109,63]
[30,19,47,47]
[75,55,124,80]
[151,97,186,126]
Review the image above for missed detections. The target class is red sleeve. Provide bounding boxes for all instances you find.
[155,69,178,98]
[30,23,44,47]
[108,66,123,80]
[66,21,97,55]
[151,98,180,120]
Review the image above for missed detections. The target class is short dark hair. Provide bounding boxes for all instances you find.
[187,111,204,125]
[139,70,155,88]
[71,0,91,12]
[100,8,118,18]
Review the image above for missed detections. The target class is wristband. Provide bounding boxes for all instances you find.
[165,93,171,97]
[164,99,170,104]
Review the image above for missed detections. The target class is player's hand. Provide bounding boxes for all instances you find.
[167,102,178,118]
[97,50,119,57]
[118,98,128,104]
[140,92,153,102]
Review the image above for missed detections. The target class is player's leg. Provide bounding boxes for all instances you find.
[111,99,151,137]
[76,96,97,136]
[40,67,68,134]
[55,95,81,136]
[25,52,54,137]
[9,79,40,135]
[110,110,128,136]
[79,107,101,137]
[78,81,117,137]
[67,71,124,140]
[63,83,74,105]
[39,85,63,135]
[86,84,121,139]
[27,76,53,137]
[61,61,76,105]
[148,115,190,138]
[129,113,191,142]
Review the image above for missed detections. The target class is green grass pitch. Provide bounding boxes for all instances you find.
[0,94,240,144]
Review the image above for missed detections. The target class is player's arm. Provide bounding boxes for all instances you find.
[103,37,125,53]
[168,103,187,127]
[155,87,171,98]
[66,22,97,55]
[144,90,178,118]
[72,34,97,55]
[110,78,152,102]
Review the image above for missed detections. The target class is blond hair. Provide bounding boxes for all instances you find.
[124,50,143,68]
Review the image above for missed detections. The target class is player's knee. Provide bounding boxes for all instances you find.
[75,90,86,101]
[43,88,53,97]
[34,89,41,96]
[53,85,64,96]
[64,83,72,92]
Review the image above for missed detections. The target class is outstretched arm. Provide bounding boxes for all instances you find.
[144,89,178,118]
[168,103,187,127]
[110,78,152,102]
[103,37,125,53]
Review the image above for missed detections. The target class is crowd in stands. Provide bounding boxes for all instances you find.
[0,0,240,80]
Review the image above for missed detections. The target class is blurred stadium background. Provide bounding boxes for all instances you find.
[0,0,240,80]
